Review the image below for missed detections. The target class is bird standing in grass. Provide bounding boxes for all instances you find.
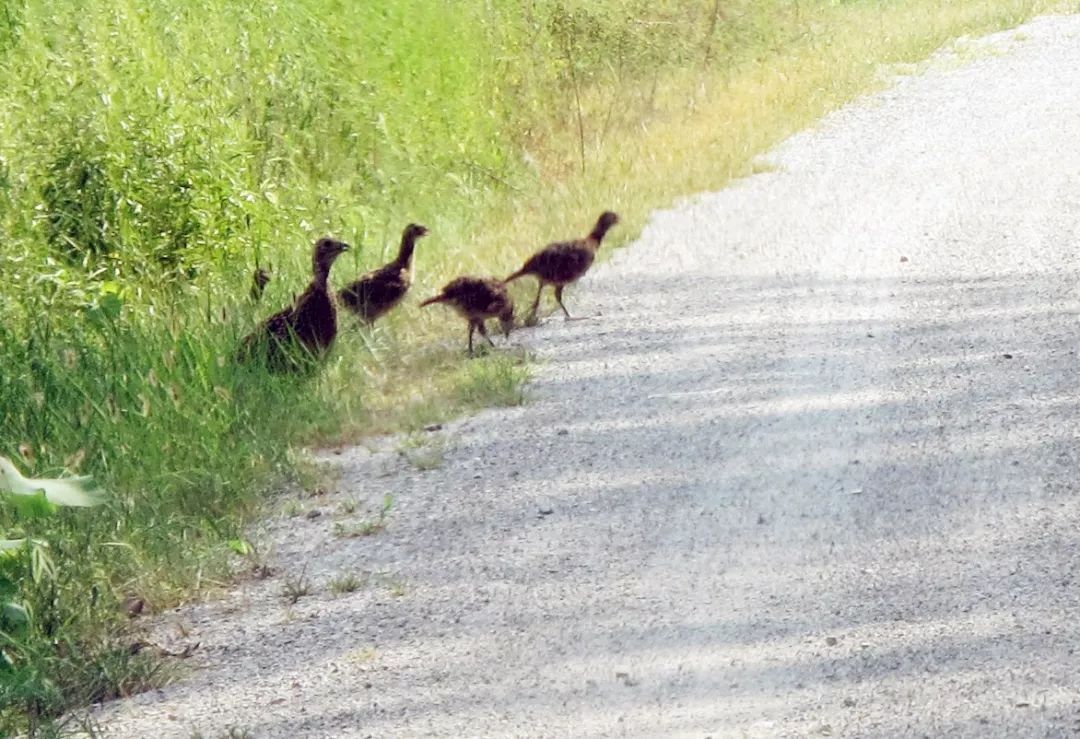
[237,237,350,372]
[504,211,619,323]
[339,223,428,324]
[250,266,271,302]
[420,276,515,355]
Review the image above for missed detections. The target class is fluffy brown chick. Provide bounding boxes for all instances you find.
[250,267,271,302]
[504,211,619,322]
[238,237,350,372]
[338,223,428,324]
[420,276,514,355]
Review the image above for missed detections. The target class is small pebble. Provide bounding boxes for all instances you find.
[825,636,838,647]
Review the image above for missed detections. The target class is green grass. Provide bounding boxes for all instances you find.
[0,0,1076,732]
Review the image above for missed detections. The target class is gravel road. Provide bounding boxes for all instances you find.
[95,16,1080,738]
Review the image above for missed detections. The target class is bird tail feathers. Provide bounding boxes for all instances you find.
[503,268,528,284]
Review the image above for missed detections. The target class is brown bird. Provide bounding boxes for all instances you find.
[250,266,271,301]
[238,237,350,372]
[420,276,515,355]
[338,223,429,324]
[504,211,619,323]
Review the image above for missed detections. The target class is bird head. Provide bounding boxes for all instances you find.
[590,211,620,242]
[312,237,350,271]
[253,267,272,289]
[597,211,620,231]
[499,306,515,339]
[405,223,429,241]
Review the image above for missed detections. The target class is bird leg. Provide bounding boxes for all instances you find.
[476,321,495,347]
[467,321,476,356]
[525,283,544,326]
[555,285,592,321]
[553,285,572,319]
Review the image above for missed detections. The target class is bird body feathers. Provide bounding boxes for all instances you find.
[339,223,427,324]
[505,239,597,286]
[338,264,412,323]
[421,276,514,354]
[504,211,619,321]
[238,237,349,372]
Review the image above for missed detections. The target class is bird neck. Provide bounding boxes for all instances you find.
[394,232,418,268]
[311,261,332,289]
[588,220,613,245]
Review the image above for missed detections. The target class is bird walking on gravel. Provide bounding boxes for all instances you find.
[420,276,515,355]
[237,237,350,372]
[504,211,619,324]
[338,223,428,324]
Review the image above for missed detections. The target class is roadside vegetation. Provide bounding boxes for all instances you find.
[0,0,1074,732]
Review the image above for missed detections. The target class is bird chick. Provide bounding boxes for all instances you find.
[238,237,350,372]
[504,211,619,323]
[420,276,514,355]
[339,223,428,324]
[250,267,271,302]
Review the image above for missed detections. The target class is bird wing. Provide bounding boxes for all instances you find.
[344,268,408,311]
[524,241,593,282]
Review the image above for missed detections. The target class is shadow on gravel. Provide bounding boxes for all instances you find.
[99,270,1080,737]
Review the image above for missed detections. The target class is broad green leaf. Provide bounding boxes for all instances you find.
[0,602,29,632]
[0,456,105,507]
[227,538,252,556]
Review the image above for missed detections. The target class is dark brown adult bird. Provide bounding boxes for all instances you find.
[237,237,350,372]
[504,211,619,323]
[420,276,515,355]
[338,223,428,324]
[250,266,271,302]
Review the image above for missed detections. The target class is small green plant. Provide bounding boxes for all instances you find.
[455,354,530,408]
[328,571,366,595]
[332,494,393,539]
[281,565,311,604]
[398,433,446,471]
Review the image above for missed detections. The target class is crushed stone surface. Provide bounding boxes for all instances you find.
[94,16,1080,738]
